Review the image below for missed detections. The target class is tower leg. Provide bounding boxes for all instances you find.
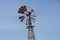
[28,27,35,40]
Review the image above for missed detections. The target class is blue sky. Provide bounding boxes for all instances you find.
[0,0,60,40]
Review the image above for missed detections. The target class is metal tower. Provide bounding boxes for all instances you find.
[18,5,36,40]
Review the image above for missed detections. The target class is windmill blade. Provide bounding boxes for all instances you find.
[31,17,36,20]
[19,16,25,22]
[21,18,24,22]
[18,5,27,14]
[31,15,36,17]
[18,8,24,13]
[31,17,36,23]
[19,16,24,19]
[23,5,27,12]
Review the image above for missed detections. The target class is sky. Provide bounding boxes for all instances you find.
[0,0,60,40]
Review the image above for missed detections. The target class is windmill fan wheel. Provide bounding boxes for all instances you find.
[18,5,36,25]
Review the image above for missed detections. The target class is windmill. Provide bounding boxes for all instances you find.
[18,5,36,40]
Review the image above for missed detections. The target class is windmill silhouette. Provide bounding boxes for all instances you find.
[18,5,36,40]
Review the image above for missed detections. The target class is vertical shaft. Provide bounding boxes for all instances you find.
[28,27,35,40]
